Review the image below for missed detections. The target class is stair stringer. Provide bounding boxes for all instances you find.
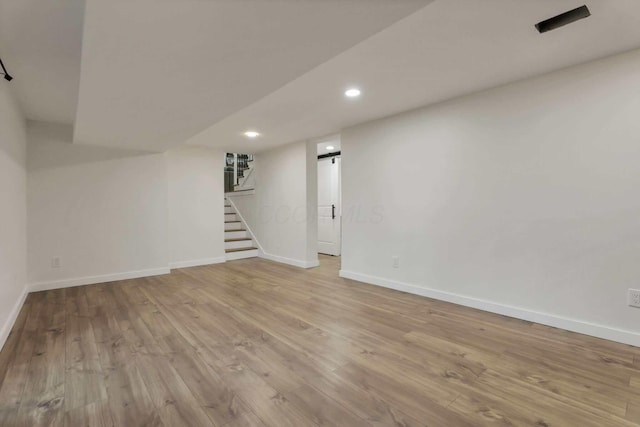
[225,197,265,258]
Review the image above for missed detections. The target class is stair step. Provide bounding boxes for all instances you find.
[225,237,254,250]
[225,247,258,253]
[224,221,241,224]
[225,228,246,233]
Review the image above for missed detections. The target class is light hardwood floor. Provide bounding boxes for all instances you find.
[1,255,639,426]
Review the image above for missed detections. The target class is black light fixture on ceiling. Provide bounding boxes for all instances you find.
[0,57,13,81]
[535,5,591,34]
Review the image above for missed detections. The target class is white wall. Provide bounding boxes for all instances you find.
[166,146,225,268]
[341,48,640,346]
[305,141,318,263]
[27,122,169,290]
[230,141,318,268]
[0,83,28,350]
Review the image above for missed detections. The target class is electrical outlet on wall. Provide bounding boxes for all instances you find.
[628,289,640,308]
[392,256,400,269]
[51,257,61,269]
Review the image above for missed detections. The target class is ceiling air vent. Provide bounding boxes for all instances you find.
[535,5,591,34]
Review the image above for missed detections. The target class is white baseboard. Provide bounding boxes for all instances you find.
[28,267,171,293]
[169,257,226,269]
[0,287,28,352]
[260,253,319,269]
[339,269,640,347]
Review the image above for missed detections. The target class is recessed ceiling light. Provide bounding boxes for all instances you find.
[244,131,260,138]
[326,145,335,150]
[345,88,361,98]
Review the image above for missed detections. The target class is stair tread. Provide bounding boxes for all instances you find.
[225,247,258,253]
[225,221,241,223]
[225,229,247,232]
[225,238,252,242]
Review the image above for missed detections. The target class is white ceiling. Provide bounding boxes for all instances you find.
[0,0,84,124]
[3,0,640,154]
[72,0,431,151]
[188,0,640,153]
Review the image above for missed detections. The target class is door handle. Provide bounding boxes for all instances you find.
[332,204,336,219]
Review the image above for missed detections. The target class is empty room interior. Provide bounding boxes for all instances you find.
[2,0,640,425]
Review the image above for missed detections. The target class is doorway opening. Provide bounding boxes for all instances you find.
[317,137,341,258]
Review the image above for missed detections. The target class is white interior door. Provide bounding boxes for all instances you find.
[318,157,341,256]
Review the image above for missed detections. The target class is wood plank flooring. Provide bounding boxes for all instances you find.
[1,255,640,426]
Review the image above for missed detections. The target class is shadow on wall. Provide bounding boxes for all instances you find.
[0,84,26,167]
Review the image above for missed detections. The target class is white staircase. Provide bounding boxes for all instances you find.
[225,200,258,261]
